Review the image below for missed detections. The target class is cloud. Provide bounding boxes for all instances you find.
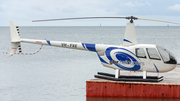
[0,0,180,26]
[145,2,151,6]
[0,4,6,12]
[124,1,144,7]
[168,4,180,11]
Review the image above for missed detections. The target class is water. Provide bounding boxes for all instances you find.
[0,26,180,101]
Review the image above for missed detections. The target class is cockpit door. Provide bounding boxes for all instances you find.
[146,48,164,72]
[135,48,149,71]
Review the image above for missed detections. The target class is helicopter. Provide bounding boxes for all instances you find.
[9,16,178,82]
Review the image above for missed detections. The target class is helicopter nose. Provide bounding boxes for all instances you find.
[169,55,177,64]
[163,63,177,72]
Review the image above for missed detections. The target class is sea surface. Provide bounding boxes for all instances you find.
[0,26,180,101]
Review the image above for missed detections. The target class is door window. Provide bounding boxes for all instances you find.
[136,48,146,58]
[146,48,161,60]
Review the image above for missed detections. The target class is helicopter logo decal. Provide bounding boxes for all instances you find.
[102,47,142,71]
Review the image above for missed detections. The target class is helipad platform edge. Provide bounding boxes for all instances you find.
[86,65,180,98]
[86,79,180,98]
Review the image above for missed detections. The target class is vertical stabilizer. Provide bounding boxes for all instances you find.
[9,20,21,55]
[10,20,21,42]
[123,23,137,46]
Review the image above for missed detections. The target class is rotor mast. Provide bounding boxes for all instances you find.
[123,17,137,46]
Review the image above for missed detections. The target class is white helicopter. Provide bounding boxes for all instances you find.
[9,16,178,82]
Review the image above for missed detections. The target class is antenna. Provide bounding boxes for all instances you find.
[75,33,81,43]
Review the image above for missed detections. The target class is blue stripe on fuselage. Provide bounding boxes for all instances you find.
[82,43,96,52]
[154,64,159,72]
[96,52,108,64]
[123,39,132,43]
[46,40,51,45]
[82,43,86,49]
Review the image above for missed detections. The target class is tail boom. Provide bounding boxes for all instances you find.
[21,39,102,52]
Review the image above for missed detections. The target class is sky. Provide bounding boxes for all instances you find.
[1,0,180,26]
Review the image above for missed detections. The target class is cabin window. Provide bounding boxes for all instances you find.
[136,48,146,58]
[146,48,161,60]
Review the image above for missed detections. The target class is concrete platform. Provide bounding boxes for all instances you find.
[86,65,180,98]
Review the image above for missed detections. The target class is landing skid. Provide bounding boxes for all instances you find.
[94,72,163,82]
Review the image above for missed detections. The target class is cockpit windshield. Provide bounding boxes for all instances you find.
[157,46,177,64]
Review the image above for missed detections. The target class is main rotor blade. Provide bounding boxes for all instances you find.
[32,16,180,25]
[32,17,127,22]
[138,18,180,25]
